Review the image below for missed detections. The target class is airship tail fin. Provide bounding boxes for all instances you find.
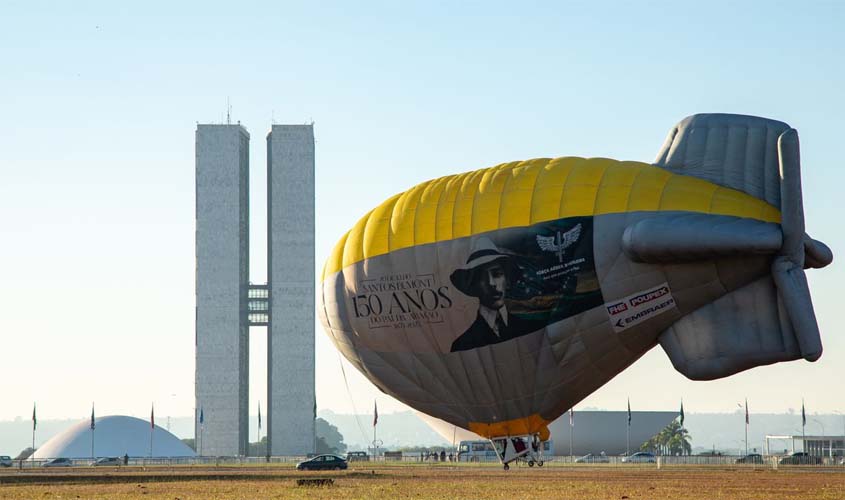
[653,113,789,209]
[653,114,831,379]
[659,276,803,381]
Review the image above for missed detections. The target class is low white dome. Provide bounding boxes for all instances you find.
[33,415,196,459]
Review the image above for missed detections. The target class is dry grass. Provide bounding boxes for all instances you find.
[1,464,844,499]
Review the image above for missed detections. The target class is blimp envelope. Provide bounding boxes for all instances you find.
[318,113,832,441]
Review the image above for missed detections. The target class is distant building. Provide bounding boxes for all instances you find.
[32,416,195,459]
[266,125,316,456]
[195,124,250,457]
[195,122,315,456]
[420,410,677,456]
[765,434,845,458]
[547,411,677,455]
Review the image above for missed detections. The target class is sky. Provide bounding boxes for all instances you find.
[1,1,844,429]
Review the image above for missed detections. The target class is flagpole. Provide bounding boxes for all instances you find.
[568,408,573,461]
[32,403,36,462]
[199,407,204,458]
[679,399,685,456]
[150,403,154,459]
[626,398,631,457]
[91,402,95,461]
[802,399,806,453]
[744,399,748,457]
[373,400,379,461]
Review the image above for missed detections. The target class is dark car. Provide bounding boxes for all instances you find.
[0,456,12,467]
[735,454,764,464]
[622,452,656,463]
[296,454,348,471]
[92,457,122,466]
[346,451,369,462]
[42,458,73,467]
[779,452,822,465]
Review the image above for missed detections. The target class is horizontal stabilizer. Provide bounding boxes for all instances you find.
[659,277,801,380]
[622,214,782,264]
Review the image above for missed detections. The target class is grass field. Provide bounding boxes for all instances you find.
[2,464,844,499]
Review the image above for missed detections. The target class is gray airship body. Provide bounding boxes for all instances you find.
[318,114,832,466]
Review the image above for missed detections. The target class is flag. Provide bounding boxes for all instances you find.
[569,408,574,427]
[801,400,806,427]
[151,404,155,429]
[90,404,96,430]
[627,398,631,426]
[679,400,685,427]
[32,404,37,431]
[199,408,204,425]
[745,399,749,425]
[258,402,262,430]
[373,400,378,427]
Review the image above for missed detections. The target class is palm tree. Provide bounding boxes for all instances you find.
[640,419,692,456]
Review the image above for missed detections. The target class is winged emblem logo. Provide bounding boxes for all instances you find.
[536,223,582,262]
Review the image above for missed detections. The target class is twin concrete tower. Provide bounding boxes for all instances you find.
[195,123,315,456]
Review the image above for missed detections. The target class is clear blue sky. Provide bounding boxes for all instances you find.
[1,1,843,426]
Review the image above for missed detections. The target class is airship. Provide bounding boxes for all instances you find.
[318,113,832,468]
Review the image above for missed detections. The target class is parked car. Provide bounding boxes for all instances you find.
[296,454,348,471]
[735,454,764,464]
[346,451,369,462]
[621,452,656,463]
[779,452,822,465]
[92,457,122,466]
[0,456,12,467]
[42,458,73,467]
[575,453,610,464]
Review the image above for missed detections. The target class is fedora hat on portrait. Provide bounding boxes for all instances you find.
[450,237,511,297]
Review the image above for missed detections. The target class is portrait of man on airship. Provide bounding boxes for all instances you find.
[449,237,544,352]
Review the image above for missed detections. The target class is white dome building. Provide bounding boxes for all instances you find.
[33,415,196,459]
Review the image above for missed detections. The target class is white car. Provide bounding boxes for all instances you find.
[575,453,610,464]
[92,457,122,466]
[622,452,656,463]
